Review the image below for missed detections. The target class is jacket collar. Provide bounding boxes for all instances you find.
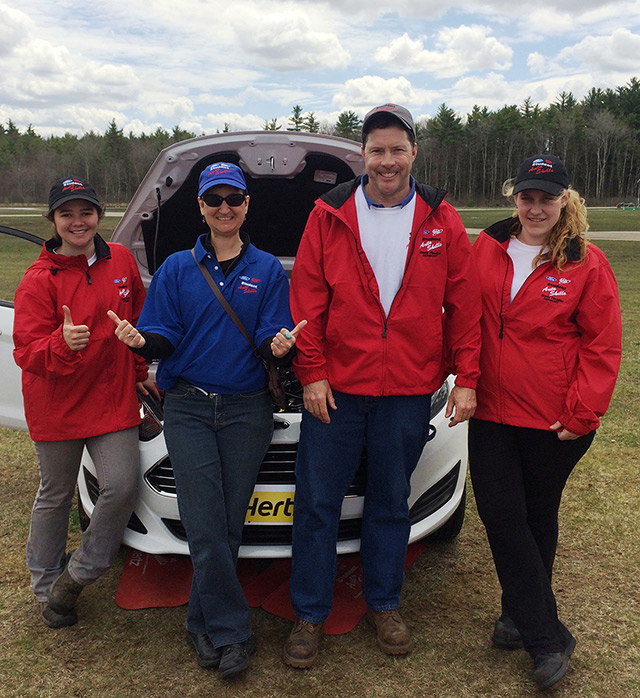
[319,176,447,214]
[483,217,583,262]
[44,233,111,260]
[193,231,254,264]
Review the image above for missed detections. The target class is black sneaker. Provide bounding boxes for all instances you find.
[186,631,222,668]
[218,635,257,679]
[533,652,569,691]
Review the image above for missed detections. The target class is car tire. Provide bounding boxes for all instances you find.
[77,487,90,532]
[428,485,466,542]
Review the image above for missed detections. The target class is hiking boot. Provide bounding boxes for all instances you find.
[533,652,569,691]
[491,615,523,650]
[186,631,222,669]
[218,635,257,679]
[283,619,325,668]
[48,563,84,615]
[366,609,413,655]
[38,601,78,629]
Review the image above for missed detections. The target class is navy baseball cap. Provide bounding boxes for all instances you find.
[48,178,102,211]
[362,103,416,139]
[513,155,569,196]
[198,162,247,197]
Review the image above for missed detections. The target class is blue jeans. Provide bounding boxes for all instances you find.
[291,391,432,623]
[163,380,273,648]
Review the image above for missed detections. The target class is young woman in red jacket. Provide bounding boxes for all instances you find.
[13,178,156,629]
[469,155,622,691]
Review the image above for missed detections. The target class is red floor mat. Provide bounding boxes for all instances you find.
[115,543,425,635]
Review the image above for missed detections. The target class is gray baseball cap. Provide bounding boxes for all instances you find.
[362,103,416,139]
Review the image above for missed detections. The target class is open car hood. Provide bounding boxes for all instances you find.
[112,131,365,284]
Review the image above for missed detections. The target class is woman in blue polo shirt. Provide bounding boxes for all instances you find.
[110,162,303,679]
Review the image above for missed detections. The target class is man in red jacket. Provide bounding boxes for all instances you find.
[283,103,481,667]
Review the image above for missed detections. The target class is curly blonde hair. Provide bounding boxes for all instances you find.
[502,180,589,269]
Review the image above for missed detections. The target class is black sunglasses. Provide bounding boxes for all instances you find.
[201,192,247,208]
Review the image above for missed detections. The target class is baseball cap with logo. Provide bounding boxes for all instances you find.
[198,162,247,197]
[513,155,569,196]
[48,178,102,211]
[362,103,416,140]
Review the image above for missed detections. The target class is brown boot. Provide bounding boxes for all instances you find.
[48,565,84,615]
[283,619,325,668]
[38,601,78,629]
[367,609,413,655]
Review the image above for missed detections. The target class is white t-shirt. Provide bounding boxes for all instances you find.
[507,237,548,301]
[355,185,416,316]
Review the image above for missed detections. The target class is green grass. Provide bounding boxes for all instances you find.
[457,207,640,232]
[0,211,121,301]
[0,238,638,696]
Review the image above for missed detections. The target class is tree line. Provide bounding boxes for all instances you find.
[2,78,639,207]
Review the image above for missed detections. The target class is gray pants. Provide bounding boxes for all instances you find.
[27,427,139,601]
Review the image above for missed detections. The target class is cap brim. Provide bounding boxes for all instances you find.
[50,194,102,210]
[513,179,565,196]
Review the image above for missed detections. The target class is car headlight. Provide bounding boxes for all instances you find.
[430,381,450,418]
[138,391,164,442]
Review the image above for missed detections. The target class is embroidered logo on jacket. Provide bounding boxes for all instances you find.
[419,228,443,256]
[114,277,131,302]
[540,276,571,304]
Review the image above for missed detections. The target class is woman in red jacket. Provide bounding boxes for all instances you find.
[469,155,622,691]
[13,178,155,629]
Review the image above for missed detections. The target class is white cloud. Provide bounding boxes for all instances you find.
[201,112,270,132]
[453,72,511,101]
[375,26,512,77]
[143,97,195,122]
[559,29,640,72]
[527,52,565,77]
[0,4,31,57]
[3,39,140,107]
[333,75,436,111]
[233,8,350,71]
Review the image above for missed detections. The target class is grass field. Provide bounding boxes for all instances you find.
[0,234,637,697]
[457,207,640,232]
[1,203,640,236]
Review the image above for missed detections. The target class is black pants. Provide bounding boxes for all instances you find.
[468,418,595,657]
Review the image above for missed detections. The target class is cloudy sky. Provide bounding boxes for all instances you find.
[2,0,639,137]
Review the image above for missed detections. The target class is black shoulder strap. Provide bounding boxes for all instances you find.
[190,248,258,354]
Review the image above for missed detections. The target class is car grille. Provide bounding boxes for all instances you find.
[145,443,367,495]
[82,454,461,546]
[162,516,363,546]
[159,462,461,547]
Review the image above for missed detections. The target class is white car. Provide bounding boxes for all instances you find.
[0,131,468,558]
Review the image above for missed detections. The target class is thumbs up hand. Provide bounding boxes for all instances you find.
[107,310,146,349]
[62,305,90,351]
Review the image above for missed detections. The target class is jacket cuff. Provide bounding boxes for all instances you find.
[453,376,477,390]
[559,411,599,436]
[294,367,328,387]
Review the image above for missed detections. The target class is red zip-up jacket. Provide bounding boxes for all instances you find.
[290,178,481,396]
[13,236,148,441]
[472,219,622,435]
